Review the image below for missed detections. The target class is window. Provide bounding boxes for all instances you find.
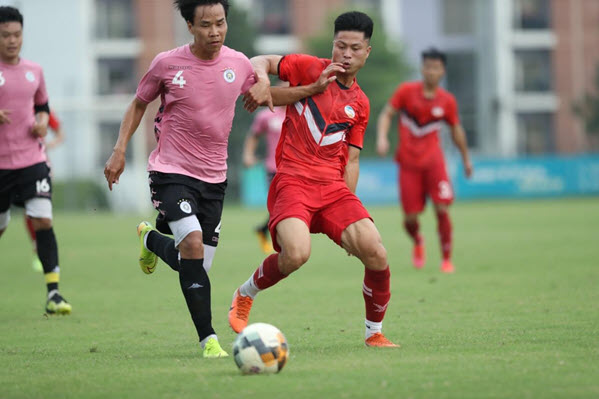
[98,121,133,167]
[517,113,554,154]
[445,52,478,147]
[95,0,136,39]
[513,0,551,30]
[97,58,137,95]
[442,0,475,35]
[253,0,291,34]
[514,50,552,92]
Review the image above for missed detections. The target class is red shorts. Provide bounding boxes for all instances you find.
[267,173,371,252]
[398,161,453,214]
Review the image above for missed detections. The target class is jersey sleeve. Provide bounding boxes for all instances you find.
[444,94,460,126]
[389,84,404,111]
[250,110,268,137]
[346,96,370,150]
[278,54,327,86]
[34,70,49,106]
[48,111,60,130]
[136,54,165,103]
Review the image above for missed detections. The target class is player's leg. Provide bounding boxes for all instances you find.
[0,170,13,239]
[427,163,454,273]
[399,166,426,268]
[25,215,43,271]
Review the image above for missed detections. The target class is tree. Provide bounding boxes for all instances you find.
[306,10,412,157]
[575,64,599,137]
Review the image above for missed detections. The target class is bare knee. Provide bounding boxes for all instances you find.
[279,245,310,274]
[31,217,52,231]
[361,242,388,271]
[178,231,204,259]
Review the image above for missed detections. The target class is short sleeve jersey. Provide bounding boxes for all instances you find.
[277,54,370,182]
[0,58,49,170]
[250,107,285,173]
[136,45,255,183]
[390,81,459,170]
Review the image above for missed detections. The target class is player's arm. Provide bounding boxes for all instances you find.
[344,146,361,193]
[376,103,397,157]
[243,55,279,113]
[449,124,473,178]
[32,104,50,138]
[46,112,65,149]
[103,98,148,190]
[242,133,260,167]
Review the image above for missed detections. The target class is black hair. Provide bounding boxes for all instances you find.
[334,11,373,40]
[174,0,229,24]
[0,6,23,26]
[421,47,447,66]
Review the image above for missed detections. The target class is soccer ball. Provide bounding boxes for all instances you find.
[232,323,289,375]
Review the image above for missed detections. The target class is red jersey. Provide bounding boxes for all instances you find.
[390,81,459,169]
[277,54,370,183]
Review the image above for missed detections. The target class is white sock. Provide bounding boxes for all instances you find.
[200,334,217,349]
[239,275,260,299]
[365,319,382,339]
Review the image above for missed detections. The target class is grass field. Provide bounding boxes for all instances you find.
[1,198,598,399]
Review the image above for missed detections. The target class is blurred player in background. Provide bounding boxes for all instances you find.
[242,93,285,254]
[26,110,65,272]
[0,6,72,315]
[229,11,400,348]
[376,47,473,273]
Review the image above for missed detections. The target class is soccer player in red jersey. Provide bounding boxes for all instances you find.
[0,6,72,314]
[376,48,473,273]
[229,11,399,348]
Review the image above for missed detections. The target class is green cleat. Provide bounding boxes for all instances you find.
[202,338,229,358]
[32,256,43,272]
[45,292,72,315]
[137,221,158,274]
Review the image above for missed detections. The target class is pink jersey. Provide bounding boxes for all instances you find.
[136,45,256,183]
[0,58,49,170]
[250,107,285,173]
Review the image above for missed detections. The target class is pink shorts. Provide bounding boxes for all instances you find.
[267,174,371,252]
[399,161,453,214]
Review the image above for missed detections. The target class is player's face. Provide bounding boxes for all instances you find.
[0,21,23,63]
[187,4,227,59]
[332,31,371,76]
[421,58,445,87]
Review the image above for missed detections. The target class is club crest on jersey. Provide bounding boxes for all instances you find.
[178,200,192,214]
[344,105,356,119]
[25,71,35,82]
[432,106,444,118]
[223,68,236,83]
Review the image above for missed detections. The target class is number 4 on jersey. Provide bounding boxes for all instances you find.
[172,71,186,88]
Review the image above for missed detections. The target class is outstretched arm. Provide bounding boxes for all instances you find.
[376,103,397,157]
[450,124,473,178]
[103,97,148,190]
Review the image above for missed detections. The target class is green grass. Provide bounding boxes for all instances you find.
[1,198,598,399]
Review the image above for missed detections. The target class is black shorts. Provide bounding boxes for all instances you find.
[0,162,52,212]
[149,171,227,247]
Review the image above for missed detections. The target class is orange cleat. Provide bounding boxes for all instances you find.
[256,231,274,254]
[228,289,254,333]
[365,333,400,348]
[441,259,455,273]
[412,242,425,269]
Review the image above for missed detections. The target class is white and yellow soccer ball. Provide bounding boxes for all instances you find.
[232,323,289,375]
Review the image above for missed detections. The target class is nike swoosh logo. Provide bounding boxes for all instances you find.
[188,283,204,289]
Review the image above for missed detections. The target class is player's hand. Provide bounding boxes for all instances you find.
[31,122,48,138]
[464,160,473,178]
[244,79,273,113]
[309,63,345,95]
[376,136,389,157]
[104,150,126,191]
[0,109,11,124]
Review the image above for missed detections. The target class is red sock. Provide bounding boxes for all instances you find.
[403,220,421,244]
[25,216,37,251]
[362,267,391,323]
[253,253,287,290]
[437,211,452,260]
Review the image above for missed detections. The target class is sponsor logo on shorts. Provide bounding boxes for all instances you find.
[344,105,356,118]
[178,200,192,214]
[223,68,236,83]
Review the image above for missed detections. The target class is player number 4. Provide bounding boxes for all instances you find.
[172,71,186,88]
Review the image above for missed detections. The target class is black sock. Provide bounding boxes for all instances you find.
[36,228,59,293]
[146,231,180,271]
[179,258,215,342]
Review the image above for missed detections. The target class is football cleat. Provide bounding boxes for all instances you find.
[202,338,229,358]
[440,259,455,273]
[228,289,253,333]
[137,221,158,274]
[365,333,400,348]
[256,230,274,254]
[412,242,425,269]
[45,292,72,315]
[32,256,43,272]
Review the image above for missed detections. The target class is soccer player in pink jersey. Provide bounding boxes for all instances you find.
[0,6,72,315]
[376,48,473,273]
[229,12,399,348]
[242,102,285,253]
